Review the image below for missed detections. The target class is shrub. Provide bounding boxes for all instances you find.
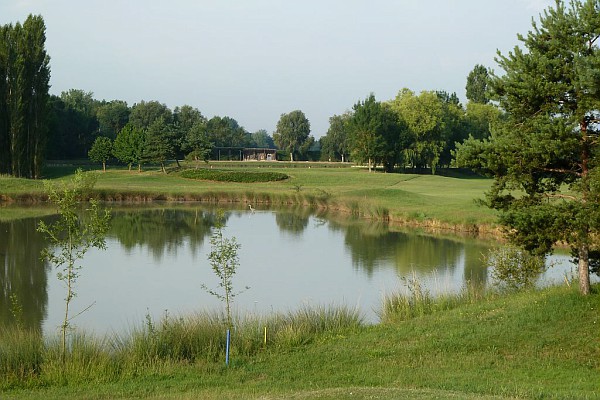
[180,169,288,183]
[485,246,546,290]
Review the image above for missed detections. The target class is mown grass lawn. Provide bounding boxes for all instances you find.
[1,163,497,228]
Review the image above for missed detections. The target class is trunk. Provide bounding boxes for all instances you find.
[102,161,106,172]
[368,158,372,172]
[577,120,591,295]
[290,152,294,162]
[578,243,591,295]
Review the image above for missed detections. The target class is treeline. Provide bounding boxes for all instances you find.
[49,91,279,171]
[1,14,501,177]
[320,65,501,173]
[0,15,51,178]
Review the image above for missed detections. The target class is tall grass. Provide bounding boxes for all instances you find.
[0,305,363,389]
[379,274,488,323]
[0,327,43,386]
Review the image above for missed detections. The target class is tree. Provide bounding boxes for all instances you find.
[37,169,110,362]
[0,15,50,178]
[129,100,172,131]
[250,129,275,148]
[349,94,406,172]
[463,102,502,141]
[273,110,311,161]
[173,105,206,164]
[436,91,466,168]
[182,121,212,163]
[466,64,490,104]
[322,113,351,162]
[59,89,100,157]
[143,117,175,173]
[205,116,250,148]
[96,100,129,139]
[113,123,145,171]
[455,0,600,295]
[88,136,113,172]
[389,89,448,173]
[201,210,247,329]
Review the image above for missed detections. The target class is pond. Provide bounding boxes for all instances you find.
[0,204,576,335]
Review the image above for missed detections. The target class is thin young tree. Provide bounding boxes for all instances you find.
[37,169,111,362]
[201,210,247,329]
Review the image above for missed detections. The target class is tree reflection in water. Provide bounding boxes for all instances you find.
[1,205,499,332]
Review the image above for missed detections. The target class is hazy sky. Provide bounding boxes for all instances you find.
[1,0,554,137]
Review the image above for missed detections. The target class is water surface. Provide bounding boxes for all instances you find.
[0,205,575,334]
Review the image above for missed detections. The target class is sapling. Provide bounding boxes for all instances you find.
[201,210,248,329]
[37,169,110,362]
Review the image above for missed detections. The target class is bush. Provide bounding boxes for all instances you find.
[180,169,289,183]
[485,246,546,290]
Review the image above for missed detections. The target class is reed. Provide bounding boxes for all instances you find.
[0,327,43,387]
[379,275,488,323]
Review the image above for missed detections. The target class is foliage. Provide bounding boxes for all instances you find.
[455,0,600,294]
[206,115,250,148]
[463,102,502,141]
[321,113,352,162]
[175,105,208,162]
[112,123,145,171]
[180,168,288,183]
[142,117,176,173]
[250,129,275,149]
[181,120,212,163]
[273,110,312,162]
[465,64,490,104]
[95,100,129,139]
[201,210,247,329]
[87,136,113,172]
[484,246,547,290]
[388,89,453,173]
[348,94,406,172]
[37,169,111,362]
[0,15,51,178]
[128,100,172,131]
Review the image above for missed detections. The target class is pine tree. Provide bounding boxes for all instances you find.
[456,0,600,295]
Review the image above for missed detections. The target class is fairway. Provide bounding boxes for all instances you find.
[0,164,497,230]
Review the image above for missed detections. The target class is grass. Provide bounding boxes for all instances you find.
[1,284,597,399]
[3,163,595,398]
[0,162,497,231]
[379,275,488,323]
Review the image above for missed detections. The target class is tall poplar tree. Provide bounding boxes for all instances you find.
[456,0,600,295]
[0,15,50,178]
[465,64,490,104]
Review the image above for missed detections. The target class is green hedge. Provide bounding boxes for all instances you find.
[180,169,289,183]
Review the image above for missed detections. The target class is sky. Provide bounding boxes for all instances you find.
[1,0,554,137]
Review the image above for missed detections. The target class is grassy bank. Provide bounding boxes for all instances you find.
[1,283,597,399]
[0,163,498,232]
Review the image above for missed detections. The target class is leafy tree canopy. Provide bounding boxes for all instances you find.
[88,136,113,172]
[273,110,311,162]
[466,64,490,104]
